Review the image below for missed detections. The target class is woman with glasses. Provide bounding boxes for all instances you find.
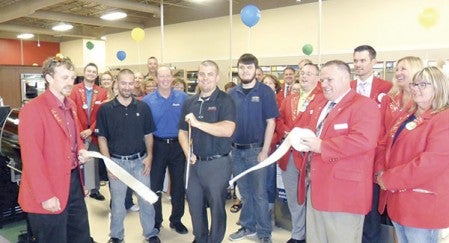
[375,67,449,242]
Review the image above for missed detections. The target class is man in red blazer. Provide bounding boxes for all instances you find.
[351,45,392,106]
[18,55,92,242]
[300,60,380,243]
[70,63,107,200]
[351,45,391,243]
[276,63,324,243]
[276,67,296,106]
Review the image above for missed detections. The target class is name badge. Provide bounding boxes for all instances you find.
[251,96,260,102]
[334,123,348,130]
[94,101,102,105]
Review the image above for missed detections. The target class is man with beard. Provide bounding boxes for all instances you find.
[70,62,107,201]
[96,69,160,243]
[178,60,236,243]
[18,54,93,242]
[228,53,279,243]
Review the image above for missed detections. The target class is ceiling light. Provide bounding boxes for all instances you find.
[101,11,127,21]
[52,23,73,31]
[17,33,34,39]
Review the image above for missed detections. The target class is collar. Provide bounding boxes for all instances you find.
[112,96,138,107]
[236,80,261,94]
[331,88,351,105]
[197,87,220,103]
[357,73,374,86]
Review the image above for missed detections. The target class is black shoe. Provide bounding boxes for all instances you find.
[147,236,161,243]
[287,239,306,243]
[169,222,188,234]
[108,238,123,243]
[89,191,105,201]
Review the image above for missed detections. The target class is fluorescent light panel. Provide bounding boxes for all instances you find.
[17,33,34,39]
[52,23,73,31]
[101,11,127,21]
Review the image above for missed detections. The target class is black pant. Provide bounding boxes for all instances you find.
[28,169,91,243]
[362,183,381,243]
[150,140,186,226]
[187,156,232,243]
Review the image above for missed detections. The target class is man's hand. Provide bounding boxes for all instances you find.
[142,154,153,176]
[42,196,61,212]
[78,149,90,164]
[80,129,92,140]
[185,113,200,128]
[301,137,322,153]
[189,153,197,165]
[257,149,269,163]
[375,171,387,190]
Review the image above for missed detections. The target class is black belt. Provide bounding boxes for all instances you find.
[154,136,178,144]
[196,153,229,161]
[110,151,146,160]
[232,142,264,150]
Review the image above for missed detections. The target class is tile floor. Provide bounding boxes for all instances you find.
[87,186,291,243]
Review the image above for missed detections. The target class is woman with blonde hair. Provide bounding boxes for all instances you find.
[379,56,423,136]
[375,67,449,242]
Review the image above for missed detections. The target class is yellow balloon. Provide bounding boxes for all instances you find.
[131,27,145,41]
[419,7,438,28]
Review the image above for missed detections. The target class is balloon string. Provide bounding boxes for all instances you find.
[247,27,251,52]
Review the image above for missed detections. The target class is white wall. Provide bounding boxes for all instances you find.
[61,0,449,81]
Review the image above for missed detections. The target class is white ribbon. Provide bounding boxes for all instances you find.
[85,151,158,204]
[229,127,315,186]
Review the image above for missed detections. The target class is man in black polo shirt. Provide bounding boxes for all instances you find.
[178,60,236,243]
[96,69,160,243]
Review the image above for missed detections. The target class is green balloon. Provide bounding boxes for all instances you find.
[86,41,94,50]
[302,44,313,56]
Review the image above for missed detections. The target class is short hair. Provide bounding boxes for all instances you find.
[173,78,187,92]
[298,58,313,69]
[156,65,173,77]
[412,66,449,113]
[200,60,219,74]
[42,54,74,78]
[302,63,320,75]
[237,53,259,68]
[224,82,237,92]
[148,56,158,62]
[354,45,377,59]
[283,66,296,74]
[261,74,282,93]
[101,71,113,79]
[84,62,98,72]
[322,60,351,79]
[117,69,134,81]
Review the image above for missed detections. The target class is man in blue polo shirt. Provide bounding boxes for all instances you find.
[228,53,279,243]
[141,66,189,235]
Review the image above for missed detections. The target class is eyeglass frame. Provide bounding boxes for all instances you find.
[409,82,432,90]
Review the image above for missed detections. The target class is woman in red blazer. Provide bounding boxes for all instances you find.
[376,67,449,242]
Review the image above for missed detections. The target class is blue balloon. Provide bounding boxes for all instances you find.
[116,50,126,61]
[240,4,261,28]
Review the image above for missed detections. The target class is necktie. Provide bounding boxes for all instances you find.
[358,82,369,97]
[284,85,290,98]
[306,101,336,183]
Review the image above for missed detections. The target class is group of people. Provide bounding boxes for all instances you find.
[17,44,449,243]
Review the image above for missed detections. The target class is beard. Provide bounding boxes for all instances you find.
[239,72,256,84]
[118,89,132,99]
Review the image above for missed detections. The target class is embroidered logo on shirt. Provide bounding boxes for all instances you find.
[172,103,180,106]
[208,106,217,111]
[251,96,260,102]
[136,113,140,116]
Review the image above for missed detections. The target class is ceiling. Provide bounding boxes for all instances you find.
[0,0,317,42]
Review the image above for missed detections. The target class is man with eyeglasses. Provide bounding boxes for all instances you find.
[141,66,189,235]
[299,60,380,243]
[276,63,324,243]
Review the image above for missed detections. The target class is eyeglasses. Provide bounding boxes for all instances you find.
[409,82,432,90]
[300,72,317,77]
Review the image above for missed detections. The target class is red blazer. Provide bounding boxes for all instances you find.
[296,90,380,214]
[276,83,291,107]
[18,90,85,214]
[350,76,392,105]
[276,85,324,170]
[69,82,107,144]
[377,109,449,228]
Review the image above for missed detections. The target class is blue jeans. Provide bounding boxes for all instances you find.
[232,147,272,238]
[392,221,439,243]
[109,156,158,239]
